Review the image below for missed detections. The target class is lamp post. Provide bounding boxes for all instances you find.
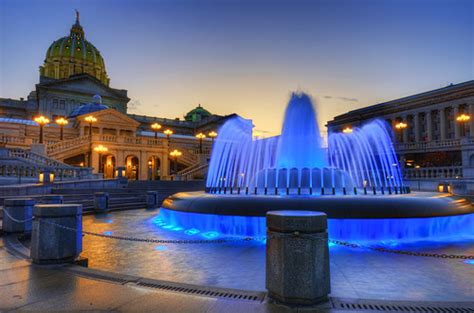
[55,117,69,141]
[93,144,108,174]
[164,129,173,150]
[208,131,217,145]
[170,149,182,175]
[33,116,50,144]
[342,127,352,134]
[151,122,162,139]
[394,121,408,142]
[84,115,97,167]
[456,113,470,137]
[195,132,206,154]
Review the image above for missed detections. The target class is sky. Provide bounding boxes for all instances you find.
[1,0,473,135]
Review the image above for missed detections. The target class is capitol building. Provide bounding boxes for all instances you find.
[0,12,238,183]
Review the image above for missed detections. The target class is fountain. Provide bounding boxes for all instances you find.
[160,92,474,242]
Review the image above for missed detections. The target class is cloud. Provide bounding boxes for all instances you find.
[336,96,358,102]
[127,99,142,112]
[323,95,358,102]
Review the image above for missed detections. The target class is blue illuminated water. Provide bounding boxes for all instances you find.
[206,92,403,194]
[158,208,474,244]
[276,93,326,169]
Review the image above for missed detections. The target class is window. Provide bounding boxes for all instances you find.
[52,99,59,109]
[59,100,66,110]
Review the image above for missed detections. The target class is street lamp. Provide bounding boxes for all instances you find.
[208,131,218,145]
[84,115,97,167]
[33,116,50,144]
[93,145,108,174]
[456,114,470,137]
[55,117,68,141]
[195,132,206,154]
[394,121,407,142]
[164,129,173,149]
[151,122,162,138]
[170,149,182,174]
[342,127,353,134]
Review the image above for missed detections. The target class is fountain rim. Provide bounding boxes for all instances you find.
[161,191,473,219]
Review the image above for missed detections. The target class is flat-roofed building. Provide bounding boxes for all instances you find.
[327,80,474,193]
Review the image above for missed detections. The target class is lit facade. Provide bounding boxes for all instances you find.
[327,80,474,192]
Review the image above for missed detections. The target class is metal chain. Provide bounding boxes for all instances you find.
[1,209,34,224]
[328,239,474,260]
[40,219,266,243]
[35,219,474,259]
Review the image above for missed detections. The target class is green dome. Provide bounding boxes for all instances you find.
[185,104,212,122]
[40,11,109,86]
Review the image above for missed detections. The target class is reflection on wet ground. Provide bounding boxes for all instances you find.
[82,209,474,301]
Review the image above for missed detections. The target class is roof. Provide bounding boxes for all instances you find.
[0,117,39,126]
[68,95,109,118]
[328,80,474,126]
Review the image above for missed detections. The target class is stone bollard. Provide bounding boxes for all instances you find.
[30,204,82,264]
[94,192,109,213]
[40,195,63,204]
[146,191,158,209]
[266,211,330,305]
[3,198,35,233]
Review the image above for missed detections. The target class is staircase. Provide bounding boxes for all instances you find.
[47,136,91,160]
[1,147,93,184]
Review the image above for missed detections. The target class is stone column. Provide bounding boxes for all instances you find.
[469,103,474,137]
[402,115,408,143]
[266,211,330,305]
[414,112,420,142]
[30,204,82,264]
[454,106,461,139]
[440,108,447,140]
[426,110,433,141]
[94,192,109,213]
[146,191,158,209]
[2,198,35,233]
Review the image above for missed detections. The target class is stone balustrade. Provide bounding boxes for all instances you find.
[395,139,461,152]
[403,166,463,179]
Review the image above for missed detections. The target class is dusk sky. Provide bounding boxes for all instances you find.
[1,0,473,135]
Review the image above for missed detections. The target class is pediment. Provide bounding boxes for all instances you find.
[76,108,140,129]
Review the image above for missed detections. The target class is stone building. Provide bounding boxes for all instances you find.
[0,12,243,182]
[327,80,474,192]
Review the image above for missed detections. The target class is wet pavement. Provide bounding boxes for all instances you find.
[81,208,474,302]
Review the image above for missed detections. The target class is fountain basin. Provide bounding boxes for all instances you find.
[159,192,474,242]
[162,191,472,219]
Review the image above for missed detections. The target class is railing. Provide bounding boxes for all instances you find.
[395,139,461,151]
[47,136,91,156]
[9,148,74,169]
[3,147,94,181]
[403,166,463,179]
[178,163,208,179]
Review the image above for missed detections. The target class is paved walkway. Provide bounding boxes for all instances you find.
[0,237,336,312]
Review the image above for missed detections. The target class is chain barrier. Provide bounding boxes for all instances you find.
[1,209,34,224]
[6,218,472,260]
[328,239,474,260]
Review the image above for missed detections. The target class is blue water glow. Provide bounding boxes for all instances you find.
[158,208,474,243]
[465,260,474,265]
[184,228,200,236]
[202,231,219,239]
[103,231,113,236]
[155,245,167,251]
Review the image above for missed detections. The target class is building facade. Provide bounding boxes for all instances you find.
[327,80,474,192]
[0,12,243,182]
